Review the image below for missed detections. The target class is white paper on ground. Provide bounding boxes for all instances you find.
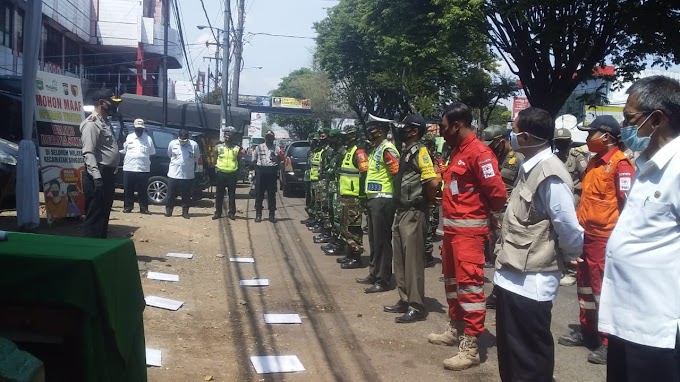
[264,314,302,324]
[146,348,162,367]
[250,355,305,374]
[240,279,270,286]
[229,257,255,263]
[147,272,179,282]
[166,252,193,259]
[145,296,184,311]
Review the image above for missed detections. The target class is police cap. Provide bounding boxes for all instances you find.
[553,128,572,141]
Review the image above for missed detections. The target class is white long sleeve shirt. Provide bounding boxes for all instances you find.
[494,148,584,301]
[167,139,200,180]
[120,132,156,172]
[599,135,680,349]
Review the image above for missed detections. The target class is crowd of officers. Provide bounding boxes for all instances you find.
[296,97,646,378]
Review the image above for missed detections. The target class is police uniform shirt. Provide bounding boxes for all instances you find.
[121,132,156,172]
[252,143,279,167]
[80,112,120,178]
[167,139,200,179]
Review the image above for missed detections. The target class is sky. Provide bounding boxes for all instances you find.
[171,0,335,101]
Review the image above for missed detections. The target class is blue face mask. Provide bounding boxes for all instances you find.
[621,113,653,152]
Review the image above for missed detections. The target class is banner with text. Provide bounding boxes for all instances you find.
[511,97,530,121]
[272,97,311,109]
[35,71,86,221]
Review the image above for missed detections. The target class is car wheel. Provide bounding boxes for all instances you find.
[147,176,169,205]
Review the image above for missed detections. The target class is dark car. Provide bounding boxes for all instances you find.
[279,140,310,197]
[0,137,18,210]
[113,123,210,205]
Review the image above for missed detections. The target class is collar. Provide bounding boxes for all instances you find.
[521,147,553,173]
[637,135,680,176]
[594,146,618,164]
[458,133,476,151]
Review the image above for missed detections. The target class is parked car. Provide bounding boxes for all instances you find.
[279,140,310,197]
[0,137,18,210]
[113,124,211,205]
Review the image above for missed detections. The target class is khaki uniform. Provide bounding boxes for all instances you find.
[564,146,589,207]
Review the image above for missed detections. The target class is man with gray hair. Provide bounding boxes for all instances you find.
[599,75,680,381]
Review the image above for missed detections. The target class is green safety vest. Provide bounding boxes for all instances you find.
[310,148,324,181]
[215,144,240,173]
[339,145,360,197]
[366,140,398,197]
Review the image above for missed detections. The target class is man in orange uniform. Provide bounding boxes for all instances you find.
[427,102,507,371]
[558,115,635,365]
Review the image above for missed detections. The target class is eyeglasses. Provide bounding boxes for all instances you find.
[622,111,652,125]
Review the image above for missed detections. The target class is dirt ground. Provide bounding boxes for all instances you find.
[0,185,606,382]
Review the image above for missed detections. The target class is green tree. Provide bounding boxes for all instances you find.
[486,105,512,126]
[203,87,223,105]
[484,0,680,116]
[457,70,518,129]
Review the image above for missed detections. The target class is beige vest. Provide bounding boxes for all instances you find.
[495,155,574,273]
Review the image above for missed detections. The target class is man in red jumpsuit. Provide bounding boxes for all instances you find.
[427,102,507,371]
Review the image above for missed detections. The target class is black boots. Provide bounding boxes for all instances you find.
[255,211,262,223]
[182,207,190,219]
[269,210,276,223]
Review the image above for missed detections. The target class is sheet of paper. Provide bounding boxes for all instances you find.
[264,314,302,324]
[230,257,255,263]
[146,348,162,367]
[250,355,305,374]
[145,296,184,311]
[166,252,193,259]
[240,279,270,287]
[147,272,179,282]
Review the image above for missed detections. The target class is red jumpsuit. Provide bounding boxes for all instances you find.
[441,133,507,336]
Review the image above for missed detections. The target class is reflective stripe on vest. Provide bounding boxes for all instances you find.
[366,140,397,196]
[215,144,240,173]
[310,148,324,181]
[339,145,360,197]
[443,218,489,228]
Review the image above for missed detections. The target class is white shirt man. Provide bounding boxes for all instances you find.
[165,129,200,219]
[120,119,156,213]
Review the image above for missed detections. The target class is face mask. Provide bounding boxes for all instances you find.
[368,130,382,142]
[397,128,413,142]
[510,131,547,151]
[621,113,654,152]
[442,124,459,147]
[134,128,144,137]
[103,101,118,115]
[51,190,59,197]
[179,138,189,145]
[586,133,609,153]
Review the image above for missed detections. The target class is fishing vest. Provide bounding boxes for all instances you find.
[366,139,398,197]
[339,145,360,197]
[215,144,240,173]
[394,142,425,208]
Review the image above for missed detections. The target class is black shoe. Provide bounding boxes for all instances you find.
[558,331,597,348]
[395,307,427,323]
[486,292,497,310]
[182,212,190,219]
[140,209,151,215]
[424,255,436,268]
[324,246,344,255]
[313,236,330,244]
[212,213,222,220]
[320,243,337,251]
[300,218,313,225]
[362,226,369,234]
[269,212,276,223]
[587,346,607,365]
[165,210,172,217]
[306,220,317,228]
[123,209,132,213]
[311,226,324,234]
[308,224,320,231]
[336,256,351,264]
[355,275,376,285]
[383,300,408,314]
[255,214,262,223]
[340,259,362,269]
[364,283,389,294]
[228,213,236,220]
[484,261,495,269]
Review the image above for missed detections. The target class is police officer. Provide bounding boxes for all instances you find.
[301,132,319,225]
[166,129,200,219]
[80,89,122,238]
[213,126,242,220]
[553,127,588,286]
[356,118,400,293]
[336,126,369,268]
[384,114,440,322]
[252,130,281,222]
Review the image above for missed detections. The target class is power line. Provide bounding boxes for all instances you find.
[247,32,316,40]
[199,0,219,43]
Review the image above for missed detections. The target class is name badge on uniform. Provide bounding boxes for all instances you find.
[449,181,459,195]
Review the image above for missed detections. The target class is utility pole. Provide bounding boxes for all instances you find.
[221,0,231,129]
[214,30,220,91]
[230,0,245,108]
[162,0,169,128]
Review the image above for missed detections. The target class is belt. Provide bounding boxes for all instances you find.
[216,169,237,173]
[443,218,490,228]
[367,193,393,199]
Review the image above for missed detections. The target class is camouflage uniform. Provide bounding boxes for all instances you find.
[303,133,319,221]
[564,146,589,207]
[422,137,441,263]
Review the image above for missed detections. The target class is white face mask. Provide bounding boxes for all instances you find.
[510,131,547,151]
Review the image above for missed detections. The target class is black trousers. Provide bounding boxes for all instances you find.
[83,166,116,239]
[304,181,312,218]
[255,166,277,212]
[496,285,554,382]
[123,171,150,211]
[215,171,238,216]
[167,178,192,211]
[367,197,396,285]
[608,335,680,382]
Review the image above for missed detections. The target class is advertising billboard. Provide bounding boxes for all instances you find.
[238,95,272,107]
[272,97,311,109]
[511,97,530,121]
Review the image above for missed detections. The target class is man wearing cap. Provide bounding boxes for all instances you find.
[213,126,242,220]
[166,129,200,219]
[384,114,440,323]
[80,89,122,238]
[356,117,400,294]
[252,130,281,222]
[120,119,155,214]
[558,115,635,365]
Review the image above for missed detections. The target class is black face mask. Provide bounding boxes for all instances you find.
[134,128,144,137]
[102,101,119,116]
[265,137,274,144]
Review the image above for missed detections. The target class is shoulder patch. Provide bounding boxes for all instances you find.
[508,157,516,165]
[87,115,97,122]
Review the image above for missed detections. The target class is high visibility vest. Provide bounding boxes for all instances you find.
[366,140,397,197]
[576,149,633,237]
[215,144,240,173]
[339,145,360,197]
[310,148,324,181]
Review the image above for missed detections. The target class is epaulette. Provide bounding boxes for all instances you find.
[87,114,97,122]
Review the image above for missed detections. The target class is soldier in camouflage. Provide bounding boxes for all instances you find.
[322,129,347,254]
[301,132,319,225]
[422,136,441,268]
[309,129,330,233]
[314,129,340,244]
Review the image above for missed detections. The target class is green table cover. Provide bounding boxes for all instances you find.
[0,232,147,382]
